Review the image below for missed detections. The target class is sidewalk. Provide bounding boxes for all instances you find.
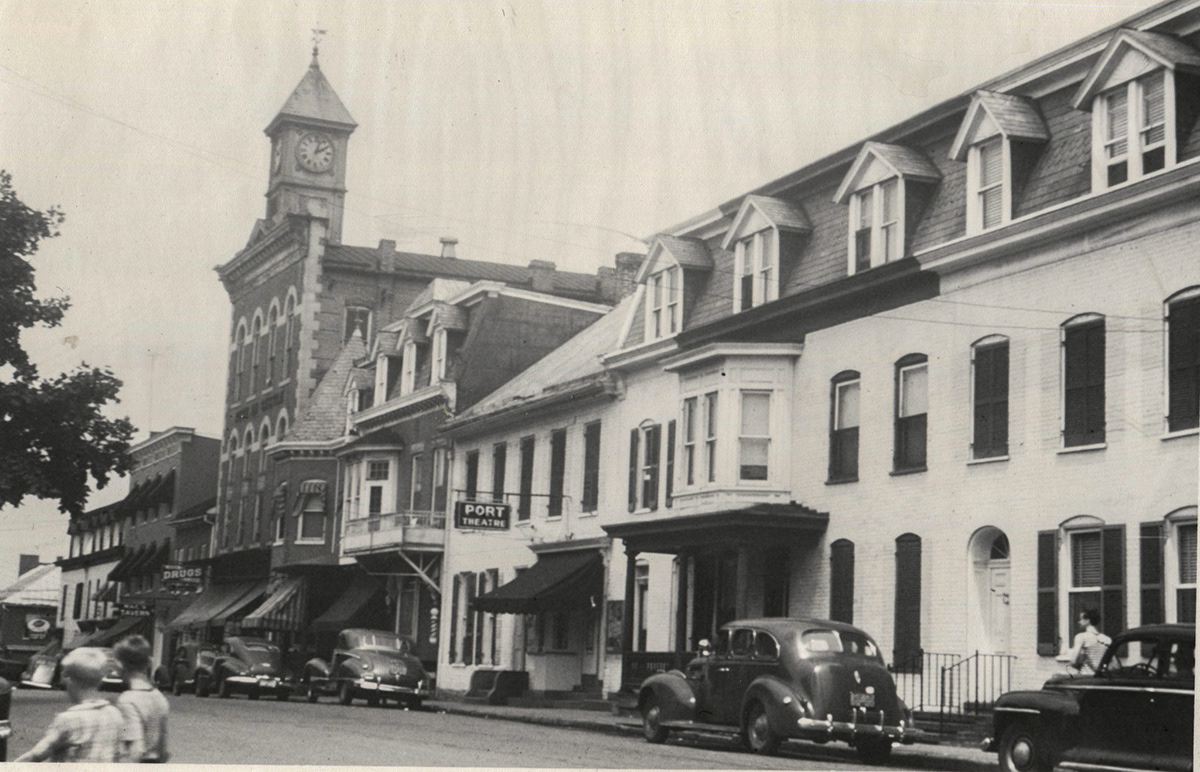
[424,698,995,767]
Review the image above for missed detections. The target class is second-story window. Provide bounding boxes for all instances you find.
[682,398,698,486]
[704,392,718,483]
[1167,289,1200,433]
[738,391,771,481]
[581,422,601,513]
[548,429,566,518]
[628,423,662,512]
[734,229,777,312]
[894,354,928,472]
[1062,315,1106,448]
[518,436,535,521]
[829,371,860,482]
[464,450,479,501]
[972,337,1010,459]
[492,442,507,503]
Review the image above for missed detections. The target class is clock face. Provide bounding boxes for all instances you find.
[296,132,334,173]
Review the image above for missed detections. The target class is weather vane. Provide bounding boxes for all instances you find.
[311,28,327,63]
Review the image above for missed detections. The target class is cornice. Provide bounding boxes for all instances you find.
[662,342,805,372]
[600,337,679,373]
[350,383,455,432]
[216,218,306,289]
[441,375,617,439]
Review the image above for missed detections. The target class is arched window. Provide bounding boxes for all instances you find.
[251,314,263,392]
[829,371,860,482]
[267,304,279,386]
[259,420,272,473]
[894,354,928,472]
[1165,287,1200,433]
[284,292,297,374]
[830,539,855,623]
[233,321,247,401]
[276,413,288,440]
[1061,314,1106,447]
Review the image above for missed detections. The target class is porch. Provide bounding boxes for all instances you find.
[342,509,446,555]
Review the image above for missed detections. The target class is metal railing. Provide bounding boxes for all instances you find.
[342,509,446,553]
[622,651,697,692]
[889,649,1016,720]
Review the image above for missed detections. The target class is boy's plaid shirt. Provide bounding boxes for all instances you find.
[24,698,127,762]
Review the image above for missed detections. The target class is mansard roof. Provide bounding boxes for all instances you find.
[636,235,712,282]
[721,195,811,250]
[1072,28,1200,109]
[265,56,357,135]
[949,91,1050,161]
[834,141,942,204]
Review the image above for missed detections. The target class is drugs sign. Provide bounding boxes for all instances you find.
[161,564,204,585]
[454,501,511,530]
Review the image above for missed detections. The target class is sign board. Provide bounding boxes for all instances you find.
[454,501,511,530]
[116,602,155,617]
[161,564,203,585]
[25,614,51,640]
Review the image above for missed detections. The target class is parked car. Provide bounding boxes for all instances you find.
[300,628,431,708]
[638,618,924,762]
[985,623,1194,772]
[20,638,63,689]
[209,636,292,701]
[168,642,219,696]
[0,645,32,682]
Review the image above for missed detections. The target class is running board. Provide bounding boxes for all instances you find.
[660,720,742,735]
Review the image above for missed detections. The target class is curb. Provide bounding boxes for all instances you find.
[428,702,643,738]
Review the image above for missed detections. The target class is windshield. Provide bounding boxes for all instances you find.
[239,642,280,665]
[800,629,882,660]
[348,631,411,653]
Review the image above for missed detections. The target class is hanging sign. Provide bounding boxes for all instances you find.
[453,501,511,530]
[161,564,203,585]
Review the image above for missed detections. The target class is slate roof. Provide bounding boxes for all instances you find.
[975,91,1050,141]
[288,331,367,442]
[266,57,356,133]
[866,142,943,182]
[452,293,637,423]
[1073,28,1200,107]
[745,195,812,232]
[325,246,602,296]
[657,235,713,271]
[0,563,60,607]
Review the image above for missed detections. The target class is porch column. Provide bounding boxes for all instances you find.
[735,545,750,619]
[621,544,638,690]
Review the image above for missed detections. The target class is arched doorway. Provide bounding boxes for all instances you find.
[968,527,1011,654]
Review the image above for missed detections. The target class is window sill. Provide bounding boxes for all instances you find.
[889,466,927,477]
[967,455,1009,466]
[272,539,284,546]
[1161,427,1199,442]
[825,476,859,486]
[578,510,598,518]
[294,538,325,545]
[1057,443,1106,455]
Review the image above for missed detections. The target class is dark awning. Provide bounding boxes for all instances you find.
[241,577,305,633]
[311,574,381,632]
[602,503,828,555]
[65,616,147,651]
[106,547,135,581]
[168,581,266,629]
[211,581,268,626]
[472,550,603,615]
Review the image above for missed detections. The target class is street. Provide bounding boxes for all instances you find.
[6,689,995,769]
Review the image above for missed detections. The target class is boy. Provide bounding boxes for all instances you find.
[1057,609,1111,673]
[15,647,127,762]
[113,634,170,763]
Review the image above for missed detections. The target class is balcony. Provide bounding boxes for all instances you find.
[342,510,446,555]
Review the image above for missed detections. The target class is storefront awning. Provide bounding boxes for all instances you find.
[601,503,829,555]
[311,574,381,632]
[65,615,147,651]
[241,577,305,633]
[211,581,267,626]
[167,581,266,629]
[106,548,136,581]
[472,550,603,615]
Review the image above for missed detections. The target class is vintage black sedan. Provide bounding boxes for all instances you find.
[209,636,292,701]
[638,618,922,762]
[168,641,218,696]
[986,623,1194,772]
[300,628,431,708]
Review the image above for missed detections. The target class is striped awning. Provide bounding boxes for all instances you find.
[241,577,305,633]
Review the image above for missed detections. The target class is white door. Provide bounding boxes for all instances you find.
[987,561,1011,654]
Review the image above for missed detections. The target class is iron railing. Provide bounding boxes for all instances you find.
[889,650,1015,717]
[622,651,696,691]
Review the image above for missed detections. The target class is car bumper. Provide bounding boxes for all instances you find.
[226,676,289,691]
[353,678,430,697]
[795,716,928,745]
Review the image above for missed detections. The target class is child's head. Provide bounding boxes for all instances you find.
[60,647,109,698]
[114,635,152,675]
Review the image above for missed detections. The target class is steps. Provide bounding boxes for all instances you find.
[912,710,993,747]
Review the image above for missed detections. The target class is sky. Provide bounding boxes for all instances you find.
[0,0,1159,583]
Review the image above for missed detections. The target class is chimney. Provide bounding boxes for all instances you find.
[439,237,458,259]
[378,239,397,272]
[602,252,645,300]
[528,259,556,292]
[18,554,39,576]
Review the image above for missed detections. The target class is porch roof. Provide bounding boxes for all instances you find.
[602,502,828,554]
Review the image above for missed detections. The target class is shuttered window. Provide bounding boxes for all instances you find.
[1037,530,1058,655]
[491,442,506,503]
[972,340,1009,459]
[830,539,855,624]
[1178,523,1197,624]
[665,420,676,508]
[627,430,639,512]
[1140,522,1164,625]
[642,425,661,512]
[581,422,601,513]
[893,534,922,672]
[1063,319,1106,447]
[449,573,461,663]
[1068,526,1125,638]
[548,429,566,518]
[464,451,479,501]
[518,437,534,521]
[978,138,1004,230]
[463,573,477,666]
[1167,293,1200,432]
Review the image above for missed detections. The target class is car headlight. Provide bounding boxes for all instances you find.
[360,660,372,671]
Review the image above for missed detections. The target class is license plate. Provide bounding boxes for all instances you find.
[850,692,875,708]
[259,679,277,688]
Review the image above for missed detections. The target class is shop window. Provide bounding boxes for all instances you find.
[829,371,860,482]
[1062,316,1106,447]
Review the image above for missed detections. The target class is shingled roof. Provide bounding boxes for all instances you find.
[265,56,356,134]
[0,563,60,607]
[288,331,368,442]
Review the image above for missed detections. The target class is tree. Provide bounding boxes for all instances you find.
[0,171,134,516]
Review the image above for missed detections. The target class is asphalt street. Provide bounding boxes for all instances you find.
[5,689,996,769]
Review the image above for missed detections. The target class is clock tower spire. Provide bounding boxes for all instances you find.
[264,44,357,244]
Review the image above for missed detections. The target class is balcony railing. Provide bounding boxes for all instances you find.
[342,510,446,554]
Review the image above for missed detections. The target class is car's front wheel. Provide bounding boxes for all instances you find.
[998,721,1054,772]
[195,674,210,698]
[218,678,231,699]
[305,680,319,703]
[642,694,669,744]
[855,738,893,764]
[744,701,781,755]
[338,680,354,706]
[171,673,184,696]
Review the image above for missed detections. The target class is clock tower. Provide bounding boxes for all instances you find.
[264,47,357,244]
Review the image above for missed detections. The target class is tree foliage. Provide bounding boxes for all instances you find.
[0,171,134,516]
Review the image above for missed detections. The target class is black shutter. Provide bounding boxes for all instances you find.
[463,573,477,666]
[893,534,921,672]
[644,426,661,512]
[830,539,855,624]
[581,422,600,513]
[473,573,484,665]
[628,430,639,512]
[465,451,479,501]
[1064,321,1105,447]
[492,443,506,503]
[973,342,1009,458]
[518,437,534,520]
[548,429,566,518]
[449,573,461,664]
[1037,530,1058,656]
[1100,525,1125,637]
[1168,296,1200,432]
[1140,522,1164,625]
[665,421,676,508]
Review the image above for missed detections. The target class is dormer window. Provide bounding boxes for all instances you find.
[1073,30,1200,192]
[950,91,1049,235]
[836,142,940,274]
[432,329,448,381]
[638,235,711,342]
[649,267,681,339]
[401,339,418,395]
[721,195,810,312]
